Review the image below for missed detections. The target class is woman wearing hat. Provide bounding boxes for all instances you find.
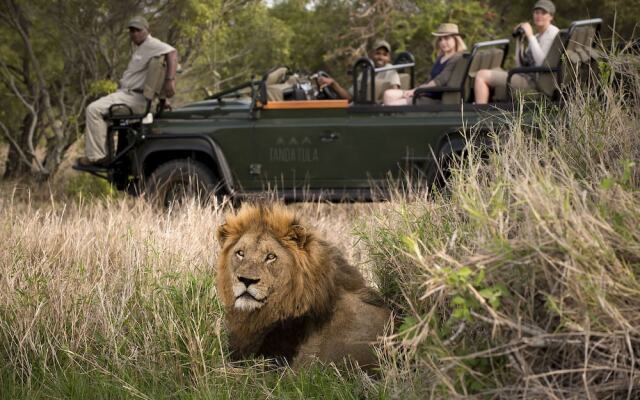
[384,23,467,106]
[474,0,559,104]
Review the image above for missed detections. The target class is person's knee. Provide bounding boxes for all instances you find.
[476,69,490,83]
[383,89,401,104]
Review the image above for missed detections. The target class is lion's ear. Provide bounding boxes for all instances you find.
[216,223,230,246]
[286,224,309,248]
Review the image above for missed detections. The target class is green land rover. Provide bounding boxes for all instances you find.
[74,19,601,204]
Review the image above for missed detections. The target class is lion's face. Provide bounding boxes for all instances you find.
[223,229,296,312]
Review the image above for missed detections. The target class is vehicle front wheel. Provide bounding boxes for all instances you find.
[145,159,221,207]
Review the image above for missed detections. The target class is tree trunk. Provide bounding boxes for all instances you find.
[3,113,35,179]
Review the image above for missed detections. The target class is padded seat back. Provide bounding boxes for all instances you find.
[263,67,295,101]
[264,67,288,85]
[143,56,167,101]
[467,48,504,77]
[532,19,602,98]
[441,54,471,104]
[464,47,506,102]
[567,25,597,63]
[398,73,411,90]
[535,33,565,97]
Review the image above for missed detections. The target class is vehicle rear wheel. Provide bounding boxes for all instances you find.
[145,159,221,207]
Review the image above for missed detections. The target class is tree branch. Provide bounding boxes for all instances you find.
[0,120,33,171]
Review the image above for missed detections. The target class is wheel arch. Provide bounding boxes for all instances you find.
[136,135,235,194]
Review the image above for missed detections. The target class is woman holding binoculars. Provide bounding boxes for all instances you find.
[474,0,559,104]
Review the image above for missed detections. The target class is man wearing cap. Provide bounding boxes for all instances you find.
[78,16,178,166]
[317,39,401,102]
[474,0,559,104]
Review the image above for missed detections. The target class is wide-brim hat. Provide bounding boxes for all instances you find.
[128,16,149,31]
[431,23,464,38]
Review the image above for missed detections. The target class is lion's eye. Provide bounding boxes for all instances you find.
[236,250,244,259]
[265,253,277,262]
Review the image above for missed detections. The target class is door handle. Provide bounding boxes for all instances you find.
[320,132,340,142]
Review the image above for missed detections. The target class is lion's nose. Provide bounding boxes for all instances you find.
[238,276,260,287]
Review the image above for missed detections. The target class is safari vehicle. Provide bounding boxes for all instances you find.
[74,19,601,204]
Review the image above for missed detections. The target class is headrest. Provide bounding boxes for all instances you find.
[264,67,288,85]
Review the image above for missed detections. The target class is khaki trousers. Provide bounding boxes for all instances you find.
[85,90,147,161]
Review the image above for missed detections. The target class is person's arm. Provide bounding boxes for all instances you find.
[431,53,462,86]
[163,50,178,98]
[401,80,435,98]
[525,25,559,66]
[318,76,352,101]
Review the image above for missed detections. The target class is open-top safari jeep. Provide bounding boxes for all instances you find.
[74,18,602,205]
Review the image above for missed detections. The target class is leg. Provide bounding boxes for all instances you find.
[84,91,147,161]
[383,89,410,106]
[474,69,492,104]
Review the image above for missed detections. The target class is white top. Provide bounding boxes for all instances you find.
[526,24,560,66]
[120,35,176,90]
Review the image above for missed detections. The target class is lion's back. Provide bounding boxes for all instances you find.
[295,289,391,370]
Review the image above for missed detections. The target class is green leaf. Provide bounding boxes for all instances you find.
[600,177,614,190]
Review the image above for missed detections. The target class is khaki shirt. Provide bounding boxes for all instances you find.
[120,35,176,90]
[375,65,402,87]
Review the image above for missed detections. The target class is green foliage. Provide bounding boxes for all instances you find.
[65,172,118,199]
[88,80,118,97]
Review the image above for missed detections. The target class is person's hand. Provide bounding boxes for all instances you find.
[402,89,415,98]
[520,22,534,38]
[163,79,176,98]
[317,76,335,89]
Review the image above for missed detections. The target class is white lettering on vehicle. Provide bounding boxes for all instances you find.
[269,136,319,163]
[269,147,319,162]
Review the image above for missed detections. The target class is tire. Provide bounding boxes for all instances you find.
[145,159,220,207]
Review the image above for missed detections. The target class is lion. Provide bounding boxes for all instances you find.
[215,204,391,370]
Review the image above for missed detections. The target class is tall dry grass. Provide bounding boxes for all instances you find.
[0,189,389,398]
[359,51,640,398]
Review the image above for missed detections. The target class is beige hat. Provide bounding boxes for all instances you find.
[431,23,464,38]
[128,16,149,31]
[533,0,555,14]
[372,39,391,53]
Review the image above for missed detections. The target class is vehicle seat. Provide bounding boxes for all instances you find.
[412,39,509,105]
[263,67,290,101]
[398,73,411,90]
[439,55,472,104]
[565,22,601,84]
[503,18,602,101]
[466,48,506,101]
[393,51,416,91]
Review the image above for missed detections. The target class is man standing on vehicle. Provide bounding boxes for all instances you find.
[318,39,401,102]
[77,16,178,167]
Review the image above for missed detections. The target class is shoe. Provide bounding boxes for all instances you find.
[76,156,109,167]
